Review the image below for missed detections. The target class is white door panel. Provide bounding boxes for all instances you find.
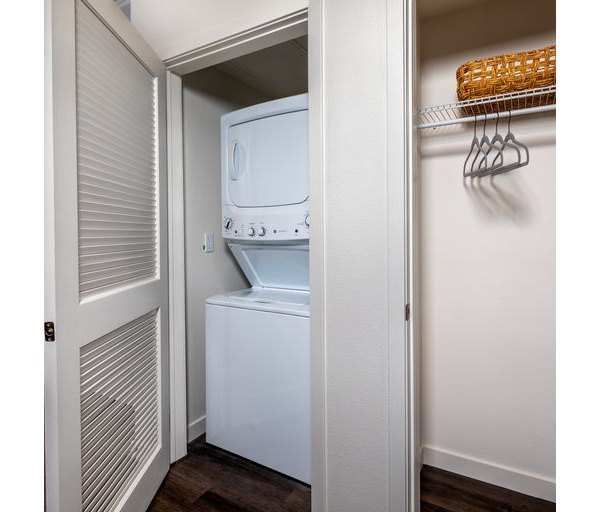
[45,1,169,511]
[76,0,159,300]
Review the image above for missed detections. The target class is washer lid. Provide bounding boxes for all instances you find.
[206,288,310,317]
[229,242,309,291]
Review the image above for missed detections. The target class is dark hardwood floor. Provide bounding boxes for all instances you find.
[420,465,555,512]
[148,437,555,511]
[147,436,310,512]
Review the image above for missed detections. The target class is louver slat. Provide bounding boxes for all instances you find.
[79,142,157,179]
[80,249,157,266]
[79,242,157,257]
[81,358,156,431]
[79,210,156,224]
[82,388,156,480]
[79,202,156,218]
[78,169,156,196]
[80,310,159,512]
[80,255,157,274]
[76,2,158,300]
[81,373,156,443]
[78,160,157,190]
[79,183,155,213]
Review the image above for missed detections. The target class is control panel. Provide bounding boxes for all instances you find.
[222,208,310,241]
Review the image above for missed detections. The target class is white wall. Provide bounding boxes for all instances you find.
[418,2,556,500]
[182,69,270,441]
[131,0,307,61]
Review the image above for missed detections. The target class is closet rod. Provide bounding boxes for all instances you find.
[417,104,555,129]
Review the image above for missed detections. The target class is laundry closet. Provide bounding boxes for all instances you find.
[179,39,310,482]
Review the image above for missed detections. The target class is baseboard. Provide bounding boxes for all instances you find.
[187,414,206,443]
[421,446,556,503]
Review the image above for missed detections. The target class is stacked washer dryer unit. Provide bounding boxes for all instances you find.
[206,94,310,483]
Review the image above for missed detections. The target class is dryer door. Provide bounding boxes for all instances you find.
[226,110,308,207]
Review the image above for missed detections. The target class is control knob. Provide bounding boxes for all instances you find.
[224,217,233,230]
[258,227,266,237]
[248,227,256,237]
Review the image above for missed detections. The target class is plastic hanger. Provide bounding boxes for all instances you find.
[495,110,530,174]
[474,112,504,177]
[470,112,492,176]
[490,110,530,175]
[463,115,483,178]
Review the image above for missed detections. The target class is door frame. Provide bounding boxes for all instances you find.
[163,9,309,76]
[164,2,418,511]
[388,0,419,509]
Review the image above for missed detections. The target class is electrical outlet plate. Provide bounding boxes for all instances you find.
[203,233,214,253]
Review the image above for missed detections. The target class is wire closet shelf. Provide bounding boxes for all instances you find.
[416,85,556,130]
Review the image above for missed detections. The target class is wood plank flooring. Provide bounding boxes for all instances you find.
[147,436,310,512]
[420,465,555,512]
[148,437,555,511]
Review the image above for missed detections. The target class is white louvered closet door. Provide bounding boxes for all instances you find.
[45,1,169,511]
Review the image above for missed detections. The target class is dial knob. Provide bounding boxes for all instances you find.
[248,227,256,237]
[258,227,266,237]
[304,214,310,227]
[224,217,233,230]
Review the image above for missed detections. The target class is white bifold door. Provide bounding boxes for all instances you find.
[45,1,169,511]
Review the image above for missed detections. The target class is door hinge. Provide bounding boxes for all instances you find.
[45,322,56,342]
[405,304,410,322]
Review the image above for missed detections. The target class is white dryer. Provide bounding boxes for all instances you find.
[206,94,311,483]
[220,93,309,242]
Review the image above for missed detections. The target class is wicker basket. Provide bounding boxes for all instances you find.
[456,45,555,114]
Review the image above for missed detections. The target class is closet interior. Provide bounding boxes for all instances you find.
[415,0,556,502]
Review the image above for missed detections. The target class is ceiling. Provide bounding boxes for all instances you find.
[213,36,308,99]
[418,0,496,19]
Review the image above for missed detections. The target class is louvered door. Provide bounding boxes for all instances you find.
[45,1,169,511]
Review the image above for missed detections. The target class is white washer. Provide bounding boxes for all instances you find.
[206,288,310,483]
[206,243,310,483]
